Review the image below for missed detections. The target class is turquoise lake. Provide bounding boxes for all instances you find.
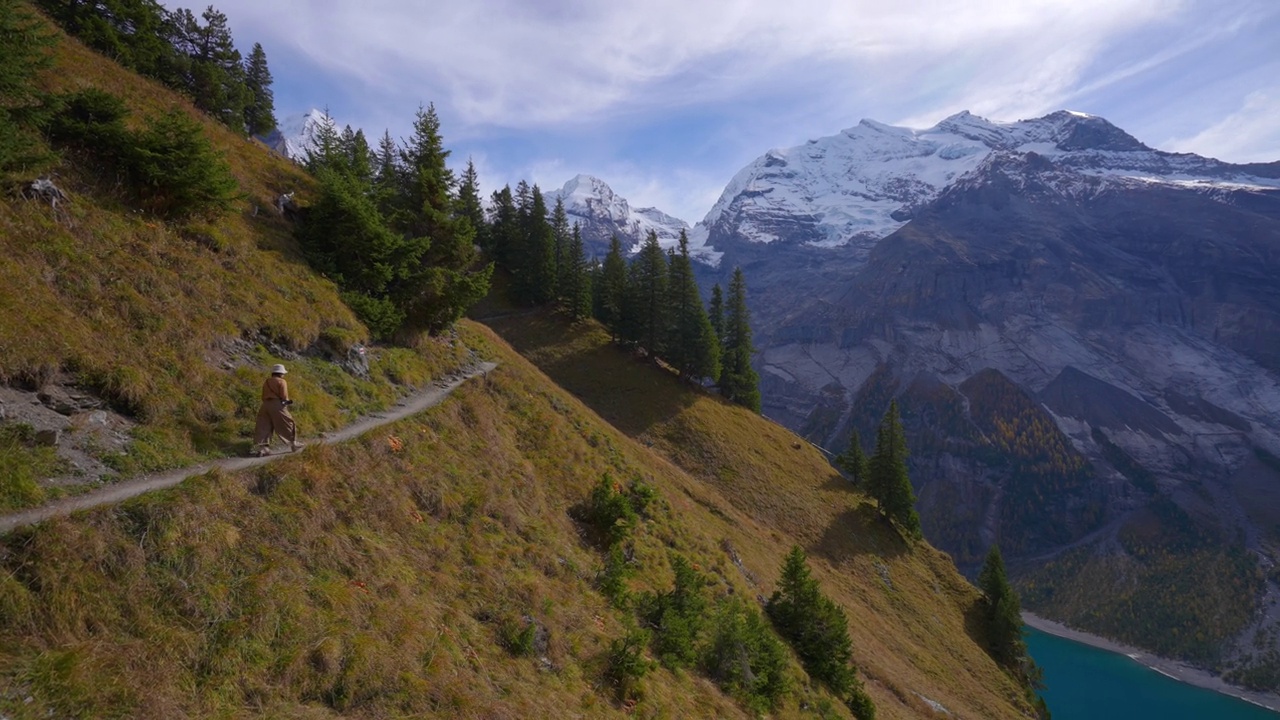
[1026,627,1279,719]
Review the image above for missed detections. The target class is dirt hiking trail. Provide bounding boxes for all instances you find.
[0,362,497,535]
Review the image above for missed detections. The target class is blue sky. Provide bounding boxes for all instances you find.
[194,0,1279,222]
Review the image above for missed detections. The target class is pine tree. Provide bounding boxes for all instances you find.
[562,225,593,320]
[551,197,572,305]
[189,7,248,131]
[627,231,669,354]
[0,0,53,177]
[598,234,628,340]
[666,230,720,383]
[867,400,921,539]
[455,158,486,251]
[836,429,869,484]
[708,283,724,344]
[766,546,874,718]
[303,108,343,174]
[978,544,1026,668]
[719,268,761,412]
[396,103,491,333]
[529,186,557,304]
[371,129,401,218]
[242,41,275,135]
[296,167,416,338]
[487,184,518,268]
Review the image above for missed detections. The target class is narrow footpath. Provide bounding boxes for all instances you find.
[0,362,497,535]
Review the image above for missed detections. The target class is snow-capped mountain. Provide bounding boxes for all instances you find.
[698,110,1280,260]
[260,108,336,161]
[551,174,694,259]
[701,109,1280,683]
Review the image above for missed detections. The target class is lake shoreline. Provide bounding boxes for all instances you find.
[1022,612,1280,713]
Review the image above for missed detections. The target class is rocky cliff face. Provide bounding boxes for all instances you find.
[697,110,1280,680]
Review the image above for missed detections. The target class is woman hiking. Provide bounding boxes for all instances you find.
[253,363,302,456]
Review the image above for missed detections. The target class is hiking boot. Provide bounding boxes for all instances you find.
[253,446,270,457]
[291,440,305,453]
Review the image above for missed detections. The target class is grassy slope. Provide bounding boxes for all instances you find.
[478,311,1036,718]
[0,8,454,509]
[0,322,1033,718]
[0,11,1032,717]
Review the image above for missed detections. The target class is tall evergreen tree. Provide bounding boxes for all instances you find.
[455,158,486,251]
[530,186,558,303]
[561,224,593,320]
[666,230,720,383]
[836,429,869,484]
[978,544,1026,668]
[597,234,628,340]
[371,129,401,218]
[708,283,724,344]
[396,103,491,333]
[0,0,53,177]
[487,184,518,268]
[189,7,248,131]
[551,197,572,304]
[303,108,343,174]
[767,546,875,718]
[242,41,275,134]
[719,268,761,412]
[627,231,669,354]
[867,400,921,539]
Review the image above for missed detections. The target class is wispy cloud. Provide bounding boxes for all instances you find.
[196,0,1279,221]
[1166,91,1280,163]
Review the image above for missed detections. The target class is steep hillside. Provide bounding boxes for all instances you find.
[0,320,1038,719]
[1,5,452,512]
[0,8,1037,718]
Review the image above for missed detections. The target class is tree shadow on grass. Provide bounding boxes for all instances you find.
[815,503,909,563]
[481,311,700,437]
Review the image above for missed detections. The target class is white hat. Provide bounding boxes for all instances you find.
[271,364,288,375]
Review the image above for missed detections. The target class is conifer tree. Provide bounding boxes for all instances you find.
[242,41,275,135]
[487,184,518,267]
[509,185,556,305]
[0,0,53,177]
[867,400,921,539]
[836,429,869,484]
[978,545,1026,668]
[627,231,669,354]
[456,158,486,251]
[396,103,491,333]
[189,7,248,131]
[708,283,724,344]
[340,125,372,185]
[371,129,401,217]
[767,546,875,718]
[562,225,593,320]
[666,230,720,383]
[598,234,628,340]
[551,197,572,304]
[719,268,761,412]
[303,109,343,174]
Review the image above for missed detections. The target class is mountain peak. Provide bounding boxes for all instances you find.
[550,175,694,258]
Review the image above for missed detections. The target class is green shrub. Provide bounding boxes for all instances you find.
[767,546,872,716]
[582,473,639,547]
[639,555,708,668]
[598,545,631,608]
[605,625,652,701]
[498,617,537,657]
[703,597,790,713]
[129,108,238,219]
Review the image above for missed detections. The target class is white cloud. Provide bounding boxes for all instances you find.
[1166,91,1280,163]
[217,0,1175,129]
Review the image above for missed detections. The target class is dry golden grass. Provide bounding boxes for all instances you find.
[0,321,1034,718]
[481,312,1039,719]
[0,8,455,506]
